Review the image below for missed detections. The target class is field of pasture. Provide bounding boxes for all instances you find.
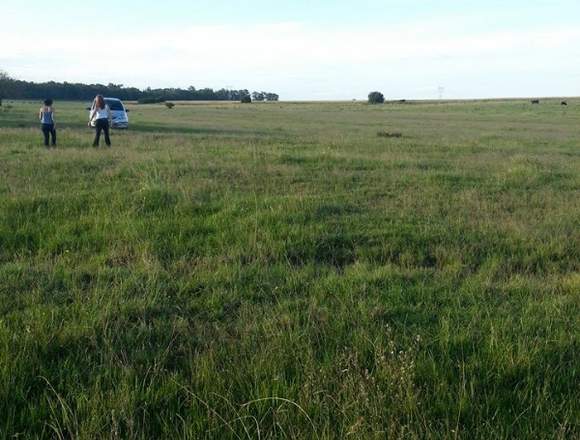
[0,99,578,439]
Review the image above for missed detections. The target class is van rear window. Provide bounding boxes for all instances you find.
[105,100,124,111]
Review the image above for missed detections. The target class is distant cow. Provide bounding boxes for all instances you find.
[531,99,540,104]
[561,101,568,106]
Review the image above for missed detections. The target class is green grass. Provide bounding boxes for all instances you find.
[0,99,579,439]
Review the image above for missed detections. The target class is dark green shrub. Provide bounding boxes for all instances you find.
[368,91,385,104]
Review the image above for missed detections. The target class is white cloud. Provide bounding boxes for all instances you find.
[1,21,579,99]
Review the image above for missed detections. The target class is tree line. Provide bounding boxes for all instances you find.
[0,72,279,103]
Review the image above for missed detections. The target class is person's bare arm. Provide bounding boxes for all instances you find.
[88,103,95,125]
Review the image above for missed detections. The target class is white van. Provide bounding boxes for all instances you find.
[89,97,129,129]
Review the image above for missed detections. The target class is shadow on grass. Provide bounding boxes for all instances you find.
[0,118,273,138]
[131,123,272,137]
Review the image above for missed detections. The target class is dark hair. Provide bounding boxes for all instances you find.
[44,98,53,106]
[95,95,105,110]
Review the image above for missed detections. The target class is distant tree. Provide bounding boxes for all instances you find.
[0,70,10,106]
[368,91,385,104]
[252,91,265,102]
[165,102,175,109]
[215,88,229,100]
[0,73,280,104]
[241,95,252,104]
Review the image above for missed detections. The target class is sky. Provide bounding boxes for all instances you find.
[2,0,580,100]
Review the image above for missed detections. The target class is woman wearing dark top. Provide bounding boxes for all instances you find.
[88,95,112,147]
[39,99,56,148]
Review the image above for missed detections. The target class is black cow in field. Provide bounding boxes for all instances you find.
[531,99,540,104]
[561,101,568,106]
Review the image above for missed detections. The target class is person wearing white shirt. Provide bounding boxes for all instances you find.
[89,95,112,147]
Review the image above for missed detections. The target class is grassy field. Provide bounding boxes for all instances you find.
[0,98,578,439]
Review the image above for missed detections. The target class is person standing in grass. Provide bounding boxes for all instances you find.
[39,99,56,148]
[88,95,112,147]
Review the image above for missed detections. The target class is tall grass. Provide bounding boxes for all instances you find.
[0,99,578,438]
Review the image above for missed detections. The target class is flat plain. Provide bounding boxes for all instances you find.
[0,99,579,439]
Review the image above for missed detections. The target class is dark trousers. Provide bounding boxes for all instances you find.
[93,119,111,147]
[41,124,56,147]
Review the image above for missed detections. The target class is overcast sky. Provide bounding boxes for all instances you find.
[2,0,580,100]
